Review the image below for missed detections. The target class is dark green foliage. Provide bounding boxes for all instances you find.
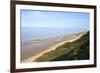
[51,39,89,61]
[34,31,89,62]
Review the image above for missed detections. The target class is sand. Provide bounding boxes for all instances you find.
[21,32,85,63]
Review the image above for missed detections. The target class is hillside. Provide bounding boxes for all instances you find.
[34,31,89,62]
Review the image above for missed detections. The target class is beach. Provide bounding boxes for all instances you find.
[21,32,85,63]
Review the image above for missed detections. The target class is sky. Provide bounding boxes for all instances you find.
[21,10,90,29]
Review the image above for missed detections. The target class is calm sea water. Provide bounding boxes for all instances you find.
[21,27,88,41]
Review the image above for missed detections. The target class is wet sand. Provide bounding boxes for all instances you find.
[21,32,85,63]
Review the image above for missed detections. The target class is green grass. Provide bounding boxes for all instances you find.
[34,31,89,62]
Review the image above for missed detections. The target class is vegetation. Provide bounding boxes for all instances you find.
[34,31,89,62]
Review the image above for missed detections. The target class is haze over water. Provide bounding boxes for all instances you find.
[21,10,90,41]
[21,27,88,41]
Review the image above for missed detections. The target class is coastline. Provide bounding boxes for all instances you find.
[21,32,86,63]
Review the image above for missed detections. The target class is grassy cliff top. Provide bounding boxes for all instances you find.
[34,31,89,62]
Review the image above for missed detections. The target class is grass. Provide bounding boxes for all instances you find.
[34,31,89,62]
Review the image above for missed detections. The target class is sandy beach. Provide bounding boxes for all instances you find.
[21,32,85,63]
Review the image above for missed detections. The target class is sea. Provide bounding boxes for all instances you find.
[21,27,88,41]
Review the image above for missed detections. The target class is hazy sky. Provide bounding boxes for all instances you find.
[21,10,90,29]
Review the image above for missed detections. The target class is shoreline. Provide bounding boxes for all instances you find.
[21,32,85,63]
